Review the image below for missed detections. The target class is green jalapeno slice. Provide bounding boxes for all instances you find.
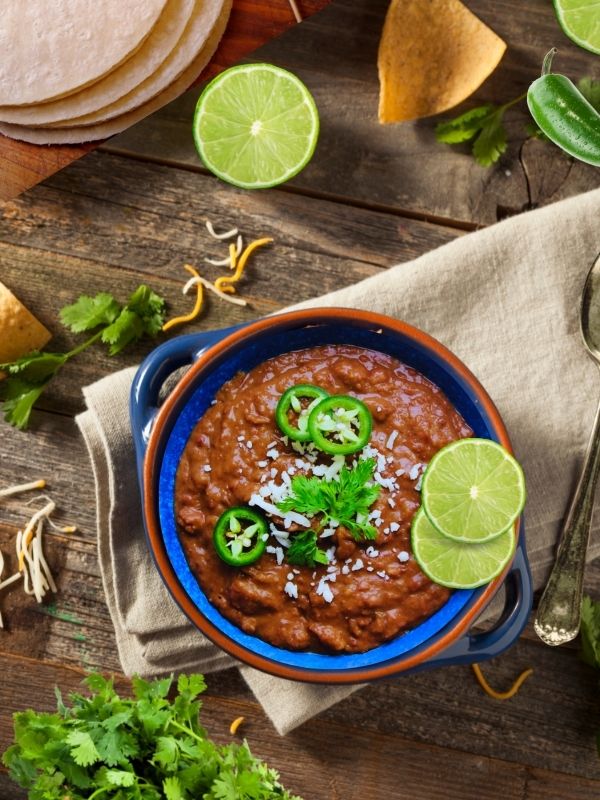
[213,507,268,566]
[307,394,372,455]
[527,49,600,167]
[275,383,329,441]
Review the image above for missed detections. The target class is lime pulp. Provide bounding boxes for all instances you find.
[193,63,320,189]
[421,438,526,543]
[553,0,600,55]
[411,508,516,589]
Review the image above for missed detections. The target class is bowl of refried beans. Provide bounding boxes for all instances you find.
[131,308,532,684]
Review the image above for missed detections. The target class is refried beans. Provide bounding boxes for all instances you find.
[175,344,472,653]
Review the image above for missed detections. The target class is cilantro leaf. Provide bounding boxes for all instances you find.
[103,767,136,787]
[436,100,516,167]
[59,292,120,333]
[0,351,67,382]
[278,458,381,543]
[164,775,185,800]
[472,110,507,167]
[578,77,600,113]
[101,308,145,355]
[127,284,166,336]
[435,104,496,144]
[580,595,600,670]
[277,474,334,515]
[287,531,329,567]
[65,731,100,767]
[0,377,48,430]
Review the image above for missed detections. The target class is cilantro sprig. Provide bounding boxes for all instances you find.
[277,458,381,562]
[286,531,329,568]
[2,671,301,800]
[435,75,600,168]
[435,93,526,167]
[0,286,165,430]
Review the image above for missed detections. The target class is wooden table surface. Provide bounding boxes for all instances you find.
[1,1,600,798]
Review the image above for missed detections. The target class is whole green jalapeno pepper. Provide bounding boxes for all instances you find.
[527,49,600,167]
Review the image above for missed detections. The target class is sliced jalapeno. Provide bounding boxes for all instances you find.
[275,383,329,441]
[307,395,372,455]
[527,49,600,167]
[213,507,268,567]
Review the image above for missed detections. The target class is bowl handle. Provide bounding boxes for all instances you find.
[130,326,245,467]
[412,534,533,672]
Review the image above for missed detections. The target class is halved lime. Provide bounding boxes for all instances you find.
[553,0,600,55]
[421,438,526,543]
[193,63,320,189]
[411,508,516,589]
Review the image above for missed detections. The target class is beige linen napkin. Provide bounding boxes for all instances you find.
[77,188,600,735]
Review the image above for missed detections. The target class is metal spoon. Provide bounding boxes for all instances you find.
[534,252,600,646]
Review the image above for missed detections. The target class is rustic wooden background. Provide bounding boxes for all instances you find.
[1,0,600,797]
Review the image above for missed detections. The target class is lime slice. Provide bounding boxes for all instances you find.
[421,438,526,543]
[553,0,600,55]
[193,63,320,189]
[411,508,516,589]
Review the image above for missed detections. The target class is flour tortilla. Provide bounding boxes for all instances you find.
[378,0,506,123]
[0,0,232,144]
[0,282,51,363]
[0,0,169,106]
[0,0,195,126]
[50,0,228,128]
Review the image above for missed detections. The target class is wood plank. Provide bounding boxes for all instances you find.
[106,0,600,228]
[0,0,331,203]
[0,652,598,799]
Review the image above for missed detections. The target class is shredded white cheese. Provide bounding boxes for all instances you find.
[386,431,399,450]
[205,220,239,240]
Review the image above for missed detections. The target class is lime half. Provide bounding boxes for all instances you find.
[421,438,526,543]
[193,63,320,189]
[411,508,516,589]
[553,0,600,55]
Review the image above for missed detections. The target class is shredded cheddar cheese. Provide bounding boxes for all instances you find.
[162,265,204,332]
[229,716,245,735]
[471,663,533,700]
[215,237,273,293]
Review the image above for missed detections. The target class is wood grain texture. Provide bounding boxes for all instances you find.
[0,150,460,416]
[1,0,600,794]
[0,0,331,203]
[0,652,599,799]
[106,0,600,228]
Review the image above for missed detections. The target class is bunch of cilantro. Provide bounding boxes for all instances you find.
[0,286,165,430]
[278,458,381,567]
[2,672,301,800]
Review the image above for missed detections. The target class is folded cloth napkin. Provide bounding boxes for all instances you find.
[77,188,600,735]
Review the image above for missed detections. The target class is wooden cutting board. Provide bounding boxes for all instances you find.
[0,0,330,203]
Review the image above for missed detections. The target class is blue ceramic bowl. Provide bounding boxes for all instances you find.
[131,308,532,684]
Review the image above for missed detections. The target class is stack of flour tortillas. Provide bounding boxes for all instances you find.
[0,0,232,144]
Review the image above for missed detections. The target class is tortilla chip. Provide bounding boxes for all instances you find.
[378,0,506,124]
[0,282,51,363]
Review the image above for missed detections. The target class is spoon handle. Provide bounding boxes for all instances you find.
[534,394,600,645]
